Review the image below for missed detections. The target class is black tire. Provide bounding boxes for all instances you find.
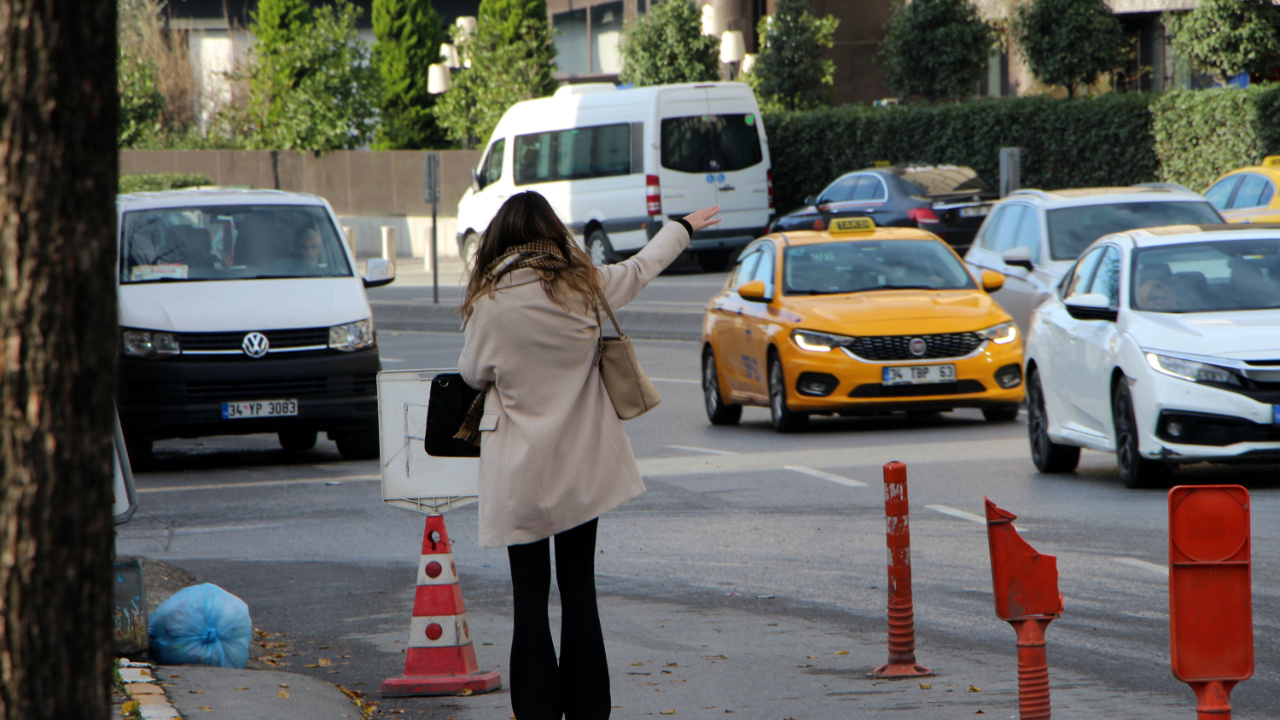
[278,429,318,451]
[587,229,615,265]
[697,249,732,272]
[1027,369,1080,473]
[982,404,1020,422]
[1112,381,1171,489]
[702,349,742,425]
[768,356,808,433]
[335,426,380,461]
[461,232,479,273]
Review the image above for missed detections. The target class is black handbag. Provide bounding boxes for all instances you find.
[424,372,483,458]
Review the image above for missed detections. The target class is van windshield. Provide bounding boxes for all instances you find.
[120,205,353,284]
[660,114,762,174]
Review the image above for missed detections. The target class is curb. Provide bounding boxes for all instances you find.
[117,659,181,720]
[370,300,705,342]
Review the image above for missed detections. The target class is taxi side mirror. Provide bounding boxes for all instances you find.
[980,269,1005,292]
[737,279,770,302]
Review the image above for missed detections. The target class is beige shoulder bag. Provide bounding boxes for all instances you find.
[595,295,661,419]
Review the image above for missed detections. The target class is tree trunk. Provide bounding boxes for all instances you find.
[0,1,119,719]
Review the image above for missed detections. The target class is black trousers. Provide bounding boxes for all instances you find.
[506,518,610,720]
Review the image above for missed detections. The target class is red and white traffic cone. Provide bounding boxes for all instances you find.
[382,514,501,697]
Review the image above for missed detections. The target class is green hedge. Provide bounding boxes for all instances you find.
[763,93,1161,214]
[1153,85,1280,192]
[118,173,214,194]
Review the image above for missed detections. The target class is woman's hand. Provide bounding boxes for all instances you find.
[684,206,722,233]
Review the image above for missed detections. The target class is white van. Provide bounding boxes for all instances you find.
[114,189,395,462]
[455,82,773,272]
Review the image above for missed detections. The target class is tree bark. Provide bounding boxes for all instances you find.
[0,1,119,718]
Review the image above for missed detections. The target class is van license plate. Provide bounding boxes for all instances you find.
[883,364,956,386]
[222,399,298,419]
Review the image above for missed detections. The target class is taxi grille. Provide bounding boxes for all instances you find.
[843,333,983,361]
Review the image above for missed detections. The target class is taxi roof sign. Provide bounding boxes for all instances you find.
[1263,155,1280,167]
[830,217,876,234]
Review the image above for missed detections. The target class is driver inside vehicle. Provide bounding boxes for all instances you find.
[1137,277,1178,311]
[297,227,323,267]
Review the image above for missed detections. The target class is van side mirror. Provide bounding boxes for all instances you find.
[1003,246,1034,270]
[980,269,1005,292]
[363,257,396,288]
[737,279,770,302]
[1064,292,1116,322]
[471,167,482,192]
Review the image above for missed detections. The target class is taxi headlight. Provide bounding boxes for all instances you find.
[791,329,850,353]
[976,321,1017,345]
[329,318,376,352]
[1145,353,1239,386]
[121,329,180,358]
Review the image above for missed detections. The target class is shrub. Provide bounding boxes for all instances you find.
[1015,0,1129,98]
[878,0,993,102]
[118,173,215,194]
[1152,85,1280,191]
[749,0,839,111]
[617,0,720,87]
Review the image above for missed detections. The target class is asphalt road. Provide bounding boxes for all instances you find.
[117,326,1280,719]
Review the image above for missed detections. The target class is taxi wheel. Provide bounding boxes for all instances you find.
[1027,369,1079,473]
[278,429,317,451]
[587,229,616,265]
[1112,381,1171,489]
[768,356,808,433]
[702,349,742,425]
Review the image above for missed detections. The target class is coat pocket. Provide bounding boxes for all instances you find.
[478,413,500,432]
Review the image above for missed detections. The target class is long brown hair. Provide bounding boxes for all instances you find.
[460,191,602,319]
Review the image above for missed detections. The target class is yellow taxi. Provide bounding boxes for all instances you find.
[1203,156,1280,223]
[700,217,1025,432]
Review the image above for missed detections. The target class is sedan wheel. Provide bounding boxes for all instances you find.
[1026,370,1079,473]
[768,356,808,433]
[1112,381,1171,488]
[703,350,742,425]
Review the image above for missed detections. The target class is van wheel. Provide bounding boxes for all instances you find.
[587,229,615,265]
[335,426,380,461]
[461,232,479,272]
[278,429,317,451]
[698,250,732,272]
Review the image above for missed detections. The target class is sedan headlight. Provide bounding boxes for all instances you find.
[121,329,180,358]
[976,321,1018,345]
[329,318,376,352]
[791,329,851,352]
[1145,353,1240,385]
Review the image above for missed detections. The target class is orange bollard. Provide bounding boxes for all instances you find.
[1169,485,1253,720]
[985,499,1061,720]
[871,461,931,678]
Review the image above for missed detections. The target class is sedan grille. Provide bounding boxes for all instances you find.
[843,333,983,361]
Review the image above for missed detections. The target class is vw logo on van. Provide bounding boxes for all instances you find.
[908,338,927,357]
[242,332,270,358]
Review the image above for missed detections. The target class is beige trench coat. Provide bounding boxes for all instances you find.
[458,222,691,547]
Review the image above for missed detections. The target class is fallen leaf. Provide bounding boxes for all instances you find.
[235,687,250,691]
[919,683,932,690]
[318,658,332,667]
[168,674,182,679]
[631,662,644,667]
[197,706,212,712]
[188,690,204,694]
[305,664,320,669]
[458,689,473,696]
[834,650,849,656]
[806,655,818,660]
[278,684,290,688]
[317,645,329,649]
[277,689,290,699]
[975,711,985,715]
[121,700,139,715]
[968,685,981,693]
[659,711,675,715]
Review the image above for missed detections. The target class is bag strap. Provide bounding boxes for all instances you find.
[594,293,625,339]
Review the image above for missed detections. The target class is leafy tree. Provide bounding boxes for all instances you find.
[434,0,557,148]
[617,0,720,87]
[238,2,380,150]
[878,0,993,102]
[1165,0,1280,87]
[118,47,164,146]
[252,0,313,51]
[749,0,840,111]
[1015,0,1129,98]
[373,0,449,149]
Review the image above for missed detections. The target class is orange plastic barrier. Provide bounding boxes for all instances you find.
[872,461,931,678]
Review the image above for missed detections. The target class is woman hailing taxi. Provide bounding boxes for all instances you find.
[457,191,720,719]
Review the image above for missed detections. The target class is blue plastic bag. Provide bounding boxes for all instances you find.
[148,583,252,668]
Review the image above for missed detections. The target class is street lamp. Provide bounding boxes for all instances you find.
[427,63,452,95]
[439,43,460,70]
[720,30,745,80]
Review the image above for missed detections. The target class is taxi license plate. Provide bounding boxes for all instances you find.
[883,364,956,386]
[959,205,990,218]
[221,399,298,419]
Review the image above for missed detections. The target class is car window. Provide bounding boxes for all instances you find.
[976,207,1006,251]
[1014,207,1043,263]
[1063,246,1106,300]
[1045,201,1223,261]
[514,124,632,185]
[1231,174,1272,210]
[750,244,776,296]
[730,249,761,289]
[1085,246,1121,307]
[990,204,1027,254]
[819,176,858,204]
[1204,176,1240,211]
[479,138,505,188]
[660,114,763,173]
[783,240,976,295]
[852,176,886,201]
[1132,238,1280,312]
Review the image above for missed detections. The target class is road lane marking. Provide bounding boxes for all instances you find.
[666,445,739,456]
[1114,557,1168,576]
[785,466,867,487]
[926,504,1028,532]
[138,474,380,493]
[650,378,701,385]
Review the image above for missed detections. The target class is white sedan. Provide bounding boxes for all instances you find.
[1024,223,1280,487]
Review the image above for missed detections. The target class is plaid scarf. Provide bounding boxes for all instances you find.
[454,240,571,444]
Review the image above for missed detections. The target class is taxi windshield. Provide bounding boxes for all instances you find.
[783,240,976,295]
[119,204,353,284]
[1131,238,1280,313]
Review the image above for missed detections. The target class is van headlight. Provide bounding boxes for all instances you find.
[976,321,1017,345]
[121,329,181,358]
[1145,353,1239,386]
[329,319,376,352]
[791,329,851,352]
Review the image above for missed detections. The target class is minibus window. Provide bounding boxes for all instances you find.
[661,114,763,174]
[514,123,633,185]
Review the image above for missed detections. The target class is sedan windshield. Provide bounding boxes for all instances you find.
[120,204,353,284]
[1132,238,1280,313]
[1046,201,1222,261]
[783,240,976,295]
